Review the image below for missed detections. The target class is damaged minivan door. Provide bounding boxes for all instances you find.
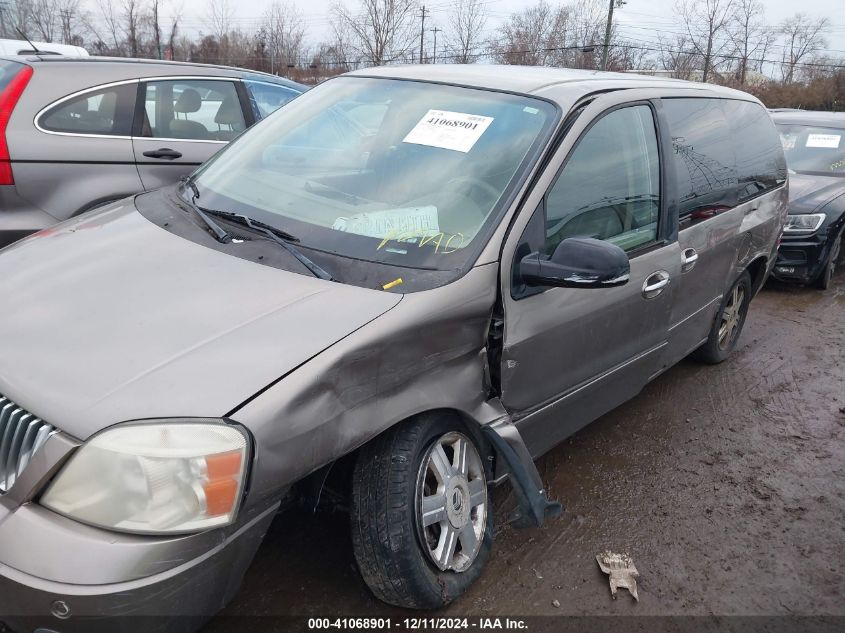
[0,67,786,633]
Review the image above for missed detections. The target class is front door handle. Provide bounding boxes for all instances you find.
[681,247,699,272]
[642,270,670,299]
[142,148,182,160]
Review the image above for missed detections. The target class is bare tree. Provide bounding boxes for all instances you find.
[490,1,567,66]
[121,0,141,57]
[331,0,417,66]
[779,13,829,83]
[30,0,80,42]
[316,16,357,72]
[676,0,735,82]
[165,12,179,59]
[659,33,702,80]
[606,39,654,72]
[727,0,772,84]
[562,0,608,69]
[445,0,487,64]
[262,2,306,73]
[88,0,125,53]
[206,0,232,41]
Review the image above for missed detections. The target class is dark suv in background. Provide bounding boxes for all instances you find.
[771,110,845,289]
[0,56,305,247]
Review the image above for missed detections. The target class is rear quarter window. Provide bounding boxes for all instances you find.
[39,83,136,136]
[661,97,738,220]
[723,100,787,201]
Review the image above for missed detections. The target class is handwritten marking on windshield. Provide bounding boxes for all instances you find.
[377,229,466,254]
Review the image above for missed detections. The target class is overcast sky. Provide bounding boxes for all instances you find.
[167,0,845,60]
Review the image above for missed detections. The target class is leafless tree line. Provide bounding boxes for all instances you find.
[0,0,839,90]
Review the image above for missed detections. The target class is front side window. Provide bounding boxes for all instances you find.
[191,77,557,271]
[545,105,661,255]
[244,80,300,119]
[40,83,135,135]
[776,123,845,176]
[141,79,245,141]
[662,98,737,220]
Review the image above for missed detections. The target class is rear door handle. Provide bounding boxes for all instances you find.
[142,148,182,160]
[681,248,699,272]
[642,270,670,299]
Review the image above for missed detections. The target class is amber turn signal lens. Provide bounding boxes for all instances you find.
[205,451,243,480]
[204,478,239,516]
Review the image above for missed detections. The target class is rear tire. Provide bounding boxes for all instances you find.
[350,413,493,609]
[692,271,752,365]
[814,231,842,290]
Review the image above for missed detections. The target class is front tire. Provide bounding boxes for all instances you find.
[815,231,842,290]
[351,414,493,609]
[692,271,752,365]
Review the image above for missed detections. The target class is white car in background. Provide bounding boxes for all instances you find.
[0,38,88,56]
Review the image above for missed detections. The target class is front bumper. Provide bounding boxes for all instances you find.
[0,499,278,633]
[771,231,831,283]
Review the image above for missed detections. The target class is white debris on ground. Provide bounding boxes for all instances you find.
[596,551,639,601]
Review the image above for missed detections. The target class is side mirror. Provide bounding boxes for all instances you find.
[520,237,630,289]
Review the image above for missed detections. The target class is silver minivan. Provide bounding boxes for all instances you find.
[0,66,787,632]
[0,56,304,247]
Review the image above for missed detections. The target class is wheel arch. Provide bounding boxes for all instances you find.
[745,255,769,296]
[295,407,496,511]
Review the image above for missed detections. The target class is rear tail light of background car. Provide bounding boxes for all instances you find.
[0,64,33,186]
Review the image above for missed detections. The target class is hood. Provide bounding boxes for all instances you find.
[788,172,845,214]
[0,201,401,439]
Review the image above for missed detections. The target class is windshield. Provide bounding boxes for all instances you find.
[777,123,845,176]
[191,77,556,271]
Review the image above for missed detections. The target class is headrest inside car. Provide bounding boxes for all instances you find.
[174,88,202,113]
[214,94,241,125]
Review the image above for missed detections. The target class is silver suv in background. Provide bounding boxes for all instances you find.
[0,56,305,247]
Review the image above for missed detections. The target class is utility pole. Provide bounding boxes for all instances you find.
[418,5,429,63]
[60,9,72,45]
[430,26,441,64]
[601,0,625,71]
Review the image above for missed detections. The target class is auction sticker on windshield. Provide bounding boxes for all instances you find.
[333,206,440,239]
[806,134,841,148]
[403,110,494,153]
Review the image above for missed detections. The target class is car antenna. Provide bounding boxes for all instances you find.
[15,28,42,54]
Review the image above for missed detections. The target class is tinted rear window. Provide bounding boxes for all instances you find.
[662,98,737,219]
[723,100,787,199]
[0,60,26,92]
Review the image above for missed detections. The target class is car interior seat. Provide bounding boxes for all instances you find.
[214,94,245,141]
[169,89,211,140]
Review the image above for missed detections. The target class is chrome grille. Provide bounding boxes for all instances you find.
[0,394,54,493]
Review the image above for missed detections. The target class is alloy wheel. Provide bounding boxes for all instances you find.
[718,284,746,351]
[416,432,487,573]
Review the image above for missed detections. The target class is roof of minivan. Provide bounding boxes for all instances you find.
[346,64,755,101]
[770,110,845,127]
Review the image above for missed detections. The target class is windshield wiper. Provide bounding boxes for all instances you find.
[204,209,335,282]
[178,176,232,244]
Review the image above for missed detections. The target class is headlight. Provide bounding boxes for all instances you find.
[41,421,249,534]
[784,213,825,233]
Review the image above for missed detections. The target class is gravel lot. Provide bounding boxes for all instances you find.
[204,270,844,630]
